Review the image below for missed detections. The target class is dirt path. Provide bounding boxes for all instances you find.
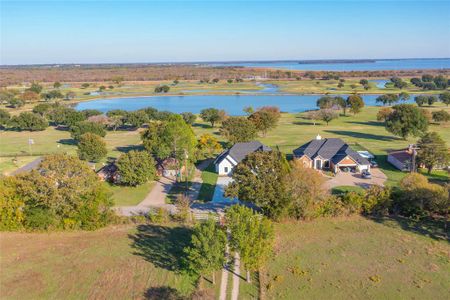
[231,252,240,300]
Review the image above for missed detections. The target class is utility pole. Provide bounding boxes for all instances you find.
[410,144,420,173]
[184,149,189,196]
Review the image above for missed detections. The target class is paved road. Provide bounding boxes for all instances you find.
[231,252,241,300]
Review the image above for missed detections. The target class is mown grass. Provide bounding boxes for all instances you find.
[262,216,450,299]
[105,181,155,206]
[197,162,219,202]
[0,224,199,299]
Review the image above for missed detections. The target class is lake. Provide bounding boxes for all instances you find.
[210,58,450,71]
[75,94,412,115]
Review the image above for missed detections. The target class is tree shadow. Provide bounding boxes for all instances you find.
[192,123,212,129]
[116,144,144,153]
[129,224,192,272]
[368,215,449,241]
[144,286,185,300]
[57,138,77,145]
[323,130,400,141]
[293,121,320,126]
[346,121,385,127]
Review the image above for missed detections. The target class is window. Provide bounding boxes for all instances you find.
[224,167,229,173]
[324,161,330,169]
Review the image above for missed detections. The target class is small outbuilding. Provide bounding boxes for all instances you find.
[214,141,271,176]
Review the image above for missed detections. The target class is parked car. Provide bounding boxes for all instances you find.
[370,160,378,168]
[361,170,372,179]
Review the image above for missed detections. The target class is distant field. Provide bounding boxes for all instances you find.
[263,216,450,299]
[0,224,199,299]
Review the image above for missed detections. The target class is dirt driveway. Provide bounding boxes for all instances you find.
[324,168,387,190]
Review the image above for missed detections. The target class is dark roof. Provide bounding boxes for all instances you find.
[214,141,271,165]
[293,138,370,165]
[388,149,412,163]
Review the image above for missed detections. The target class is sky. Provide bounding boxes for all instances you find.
[1,0,450,65]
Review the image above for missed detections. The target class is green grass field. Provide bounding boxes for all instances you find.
[105,181,155,206]
[263,216,450,299]
[192,106,449,185]
[0,224,200,299]
[197,162,219,202]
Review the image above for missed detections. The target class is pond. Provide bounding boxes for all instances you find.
[75,94,413,115]
[370,79,389,89]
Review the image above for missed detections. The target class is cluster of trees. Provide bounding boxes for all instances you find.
[410,75,449,90]
[154,85,170,93]
[0,154,113,231]
[184,205,273,285]
[414,94,450,107]
[305,95,365,125]
[0,82,77,109]
[224,150,449,221]
[219,106,281,143]
[390,77,408,89]
[376,92,410,106]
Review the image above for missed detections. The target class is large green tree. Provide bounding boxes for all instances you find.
[116,150,156,186]
[439,92,450,106]
[0,108,11,128]
[248,106,281,136]
[220,117,257,144]
[225,205,274,282]
[8,112,48,131]
[77,133,108,162]
[385,104,428,139]
[225,151,290,219]
[141,114,197,162]
[417,132,449,174]
[346,94,364,114]
[184,218,227,285]
[70,120,106,141]
[200,108,224,127]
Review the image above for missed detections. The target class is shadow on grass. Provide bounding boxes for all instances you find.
[57,138,77,145]
[293,121,321,126]
[144,286,185,300]
[324,130,400,141]
[129,224,192,272]
[116,144,144,153]
[346,121,385,127]
[192,122,212,129]
[369,215,449,242]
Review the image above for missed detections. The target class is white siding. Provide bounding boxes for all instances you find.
[215,155,237,176]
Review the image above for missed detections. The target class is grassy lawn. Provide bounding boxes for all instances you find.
[0,156,38,176]
[197,162,219,202]
[331,185,365,195]
[105,181,155,206]
[262,216,450,299]
[193,106,449,185]
[0,224,201,299]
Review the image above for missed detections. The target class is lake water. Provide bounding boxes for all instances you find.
[75,94,412,116]
[369,79,389,89]
[210,58,450,71]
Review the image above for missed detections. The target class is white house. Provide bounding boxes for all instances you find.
[214,141,271,176]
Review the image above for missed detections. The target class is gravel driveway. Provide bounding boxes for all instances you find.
[324,168,387,189]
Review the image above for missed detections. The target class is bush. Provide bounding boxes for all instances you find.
[0,177,24,230]
[362,185,391,215]
[341,191,364,214]
[24,208,58,230]
[148,207,170,224]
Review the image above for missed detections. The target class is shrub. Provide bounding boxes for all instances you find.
[148,207,170,224]
[341,191,364,214]
[24,208,58,230]
[0,177,24,230]
[362,185,391,215]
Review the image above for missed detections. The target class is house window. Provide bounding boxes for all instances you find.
[224,167,229,173]
[324,161,330,169]
[315,160,322,169]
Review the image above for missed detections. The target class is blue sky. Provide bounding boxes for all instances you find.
[1,1,450,65]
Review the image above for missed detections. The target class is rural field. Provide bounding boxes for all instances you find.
[263,216,450,299]
[1,217,448,299]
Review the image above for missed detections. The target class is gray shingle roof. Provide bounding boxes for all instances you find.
[214,141,271,165]
[293,138,370,165]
